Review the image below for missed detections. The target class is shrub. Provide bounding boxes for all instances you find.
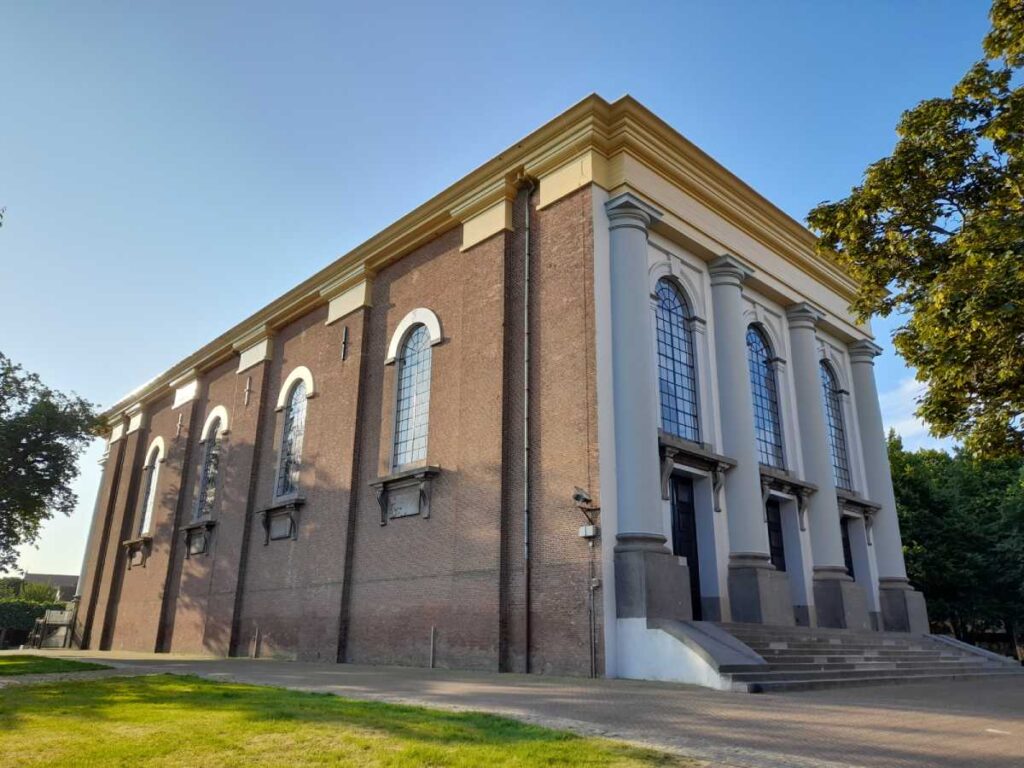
[0,599,63,631]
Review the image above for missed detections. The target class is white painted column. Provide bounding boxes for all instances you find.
[605,193,690,625]
[709,256,793,624]
[847,341,907,581]
[848,340,929,632]
[606,193,666,546]
[785,305,846,569]
[708,256,768,558]
[789,305,870,629]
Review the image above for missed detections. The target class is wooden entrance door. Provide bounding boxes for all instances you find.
[765,498,787,572]
[671,475,702,620]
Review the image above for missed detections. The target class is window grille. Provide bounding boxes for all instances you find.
[654,279,700,443]
[195,419,222,518]
[820,361,852,490]
[746,326,785,468]
[393,325,432,468]
[276,383,306,497]
[137,447,160,535]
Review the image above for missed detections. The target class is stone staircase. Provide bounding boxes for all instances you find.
[715,623,1024,693]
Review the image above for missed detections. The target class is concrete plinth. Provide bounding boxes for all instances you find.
[615,535,692,621]
[813,568,872,630]
[727,556,795,625]
[879,579,930,634]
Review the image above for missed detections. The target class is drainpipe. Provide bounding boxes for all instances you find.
[521,178,535,674]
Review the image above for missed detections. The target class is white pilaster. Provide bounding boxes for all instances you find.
[606,193,666,546]
[786,304,846,569]
[848,340,929,633]
[708,256,768,559]
[710,255,793,625]
[605,193,691,625]
[847,341,907,581]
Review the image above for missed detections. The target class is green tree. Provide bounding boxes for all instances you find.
[0,577,20,599]
[809,1,1024,457]
[888,431,1024,658]
[18,581,58,603]
[0,352,99,572]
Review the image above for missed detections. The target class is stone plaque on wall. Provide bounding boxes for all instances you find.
[387,484,420,519]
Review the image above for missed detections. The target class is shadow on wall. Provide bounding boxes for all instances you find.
[108,381,599,672]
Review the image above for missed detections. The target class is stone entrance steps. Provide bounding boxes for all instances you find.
[715,622,1023,692]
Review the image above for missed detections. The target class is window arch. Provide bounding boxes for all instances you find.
[654,278,700,443]
[746,325,785,468]
[275,380,307,498]
[820,361,852,489]
[276,366,315,409]
[195,417,223,519]
[385,308,442,364]
[137,438,164,536]
[392,324,433,469]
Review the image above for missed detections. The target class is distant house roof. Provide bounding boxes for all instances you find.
[23,573,78,589]
[23,573,79,599]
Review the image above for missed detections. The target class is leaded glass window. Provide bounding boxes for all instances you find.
[820,361,852,490]
[393,324,432,468]
[138,447,160,535]
[195,419,222,519]
[746,326,785,468]
[276,383,306,498]
[654,279,700,443]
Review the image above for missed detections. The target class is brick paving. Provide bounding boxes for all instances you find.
[4,650,1022,768]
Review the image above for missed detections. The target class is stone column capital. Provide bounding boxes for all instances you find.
[708,254,753,287]
[848,339,883,365]
[785,302,824,330]
[604,193,661,232]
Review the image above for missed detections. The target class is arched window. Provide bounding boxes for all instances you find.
[746,326,785,468]
[393,324,432,469]
[195,418,223,519]
[654,278,700,443]
[276,381,307,497]
[820,361,852,489]
[137,444,162,536]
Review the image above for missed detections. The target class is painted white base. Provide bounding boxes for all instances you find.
[614,618,734,690]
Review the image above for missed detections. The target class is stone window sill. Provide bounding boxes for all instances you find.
[121,535,154,569]
[259,497,305,544]
[183,518,216,558]
[370,465,441,526]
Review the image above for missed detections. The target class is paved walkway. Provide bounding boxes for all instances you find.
[5,650,1023,768]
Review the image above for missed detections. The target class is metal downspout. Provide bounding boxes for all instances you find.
[521,178,535,674]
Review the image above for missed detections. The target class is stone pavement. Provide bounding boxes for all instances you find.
[5,650,1022,768]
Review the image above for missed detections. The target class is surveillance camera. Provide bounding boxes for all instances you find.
[572,487,592,506]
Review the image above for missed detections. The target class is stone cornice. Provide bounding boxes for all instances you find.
[101,94,865,419]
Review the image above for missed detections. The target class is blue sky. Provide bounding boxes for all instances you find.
[2,1,987,575]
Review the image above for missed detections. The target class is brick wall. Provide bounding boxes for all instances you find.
[501,185,603,675]
[78,184,603,676]
[233,303,362,661]
[343,226,507,671]
[106,393,179,651]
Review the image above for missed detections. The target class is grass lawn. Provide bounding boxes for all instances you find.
[0,655,109,676]
[0,675,694,767]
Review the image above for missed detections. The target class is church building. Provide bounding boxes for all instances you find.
[74,95,932,687]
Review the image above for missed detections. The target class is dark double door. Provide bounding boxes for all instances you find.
[670,476,702,621]
[765,499,787,573]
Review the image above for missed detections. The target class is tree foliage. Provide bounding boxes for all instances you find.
[18,581,59,603]
[0,352,99,572]
[809,1,1024,456]
[888,431,1024,656]
[0,577,20,599]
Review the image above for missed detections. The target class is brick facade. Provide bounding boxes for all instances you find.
[76,186,604,677]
